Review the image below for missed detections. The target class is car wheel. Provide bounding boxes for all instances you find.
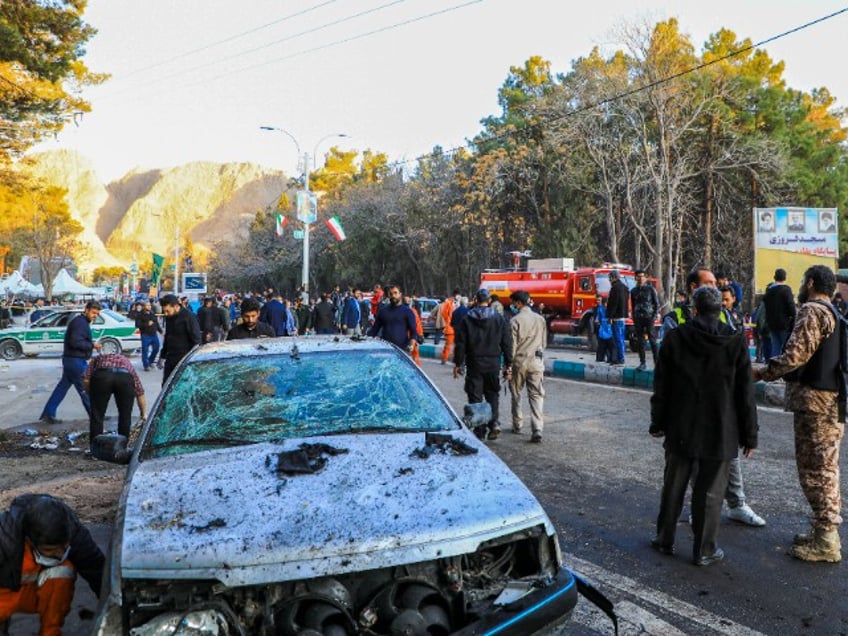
[0,339,22,361]
[99,338,122,355]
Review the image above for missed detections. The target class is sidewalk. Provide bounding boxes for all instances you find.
[419,336,786,408]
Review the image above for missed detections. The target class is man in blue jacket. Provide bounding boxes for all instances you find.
[368,285,418,351]
[343,289,362,335]
[259,292,290,337]
[39,301,102,425]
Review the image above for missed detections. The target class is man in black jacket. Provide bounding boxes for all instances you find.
[763,267,796,356]
[630,269,660,371]
[0,494,104,635]
[650,286,758,566]
[197,296,228,343]
[312,293,336,335]
[135,300,162,371]
[39,301,103,425]
[156,294,202,385]
[227,298,275,340]
[453,289,513,441]
[605,269,630,365]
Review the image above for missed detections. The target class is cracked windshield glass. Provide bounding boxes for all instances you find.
[146,349,457,457]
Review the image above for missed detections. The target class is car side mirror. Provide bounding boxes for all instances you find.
[92,433,132,464]
[462,403,492,428]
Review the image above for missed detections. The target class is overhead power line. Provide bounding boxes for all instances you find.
[112,0,411,97]
[114,0,342,81]
[386,5,848,172]
[192,0,484,87]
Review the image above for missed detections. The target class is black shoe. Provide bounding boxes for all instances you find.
[530,433,542,443]
[694,547,725,566]
[39,415,62,425]
[637,363,647,372]
[650,538,674,555]
[487,428,500,441]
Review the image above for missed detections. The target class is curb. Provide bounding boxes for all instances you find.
[419,342,785,408]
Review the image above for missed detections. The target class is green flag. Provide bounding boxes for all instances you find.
[151,253,165,286]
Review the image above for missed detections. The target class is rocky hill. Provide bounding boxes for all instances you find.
[27,150,288,271]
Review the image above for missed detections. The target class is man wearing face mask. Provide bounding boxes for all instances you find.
[0,494,104,635]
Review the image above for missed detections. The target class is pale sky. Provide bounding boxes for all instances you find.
[31,0,848,183]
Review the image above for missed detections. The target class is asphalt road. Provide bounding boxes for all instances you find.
[424,359,848,635]
[1,350,846,635]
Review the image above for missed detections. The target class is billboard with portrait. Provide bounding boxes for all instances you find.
[753,207,838,294]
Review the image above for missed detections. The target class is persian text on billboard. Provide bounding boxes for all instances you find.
[754,207,838,258]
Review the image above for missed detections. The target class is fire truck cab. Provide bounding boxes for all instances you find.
[479,257,649,350]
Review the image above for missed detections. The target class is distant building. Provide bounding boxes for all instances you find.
[19,256,77,286]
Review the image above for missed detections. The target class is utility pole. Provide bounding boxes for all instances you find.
[302,151,311,304]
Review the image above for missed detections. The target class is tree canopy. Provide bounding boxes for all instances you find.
[0,0,104,165]
[212,20,847,304]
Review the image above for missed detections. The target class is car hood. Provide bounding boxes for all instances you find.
[119,432,551,587]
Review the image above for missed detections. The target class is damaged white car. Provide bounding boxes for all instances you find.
[94,337,614,635]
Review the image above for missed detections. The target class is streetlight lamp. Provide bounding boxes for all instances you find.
[260,126,348,302]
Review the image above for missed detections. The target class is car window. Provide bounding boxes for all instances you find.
[100,309,128,322]
[145,349,459,458]
[32,313,66,327]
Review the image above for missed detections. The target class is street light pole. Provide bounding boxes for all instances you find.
[260,127,347,303]
[302,150,311,304]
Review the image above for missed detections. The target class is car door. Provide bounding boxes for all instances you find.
[89,314,107,346]
[24,313,68,354]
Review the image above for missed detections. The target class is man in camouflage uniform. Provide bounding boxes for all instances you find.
[754,265,844,562]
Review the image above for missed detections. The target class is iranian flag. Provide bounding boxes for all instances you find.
[275,213,287,237]
[325,215,346,241]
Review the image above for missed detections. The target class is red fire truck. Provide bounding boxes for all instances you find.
[479,257,655,350]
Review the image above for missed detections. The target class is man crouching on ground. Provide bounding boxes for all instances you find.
[0,494,104,635]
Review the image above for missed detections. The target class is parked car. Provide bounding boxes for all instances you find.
[0,308,141,360]
[93,337,613,635]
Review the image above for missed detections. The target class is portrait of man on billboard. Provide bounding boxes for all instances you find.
[787,210,806,232]
[758,210,775,233]
[819,210,836,233]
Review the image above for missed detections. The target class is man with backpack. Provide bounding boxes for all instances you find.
[754,265,845,562]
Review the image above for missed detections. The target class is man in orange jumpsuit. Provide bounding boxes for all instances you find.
[0,494,104,636]
[405,295,425,366]
[440,289,460,364]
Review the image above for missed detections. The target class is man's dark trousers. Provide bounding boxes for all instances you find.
[140,334,159,370]
[656,452,730,560]
[464,368,501,434]
[41,357,91,419]
[89,369,134,438]
[634,317,657,365]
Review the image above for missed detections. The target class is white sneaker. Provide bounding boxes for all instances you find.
[727,503,766,527]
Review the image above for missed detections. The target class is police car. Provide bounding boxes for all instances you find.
[0,308,142,360]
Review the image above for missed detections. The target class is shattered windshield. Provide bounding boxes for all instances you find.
[144,349,458,458]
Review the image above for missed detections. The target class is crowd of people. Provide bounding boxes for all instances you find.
[2,262,846,633]
[650,264,845,568]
